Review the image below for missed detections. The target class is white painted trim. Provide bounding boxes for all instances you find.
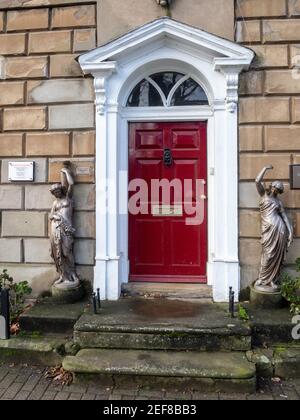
[79,18,254,302]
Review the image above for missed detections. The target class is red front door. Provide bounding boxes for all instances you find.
[129,122,207,283]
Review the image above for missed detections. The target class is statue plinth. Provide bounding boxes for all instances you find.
[52,282,84,304]
[250,282,283,309]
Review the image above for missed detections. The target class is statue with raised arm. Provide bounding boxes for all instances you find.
[50,161,79,289]
[255,165,293,292]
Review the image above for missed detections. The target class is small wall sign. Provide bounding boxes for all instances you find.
[8,162,34,182]
[290,165,300,190]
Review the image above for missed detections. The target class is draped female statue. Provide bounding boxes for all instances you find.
[49,162,79,289]
[255,165,293,292]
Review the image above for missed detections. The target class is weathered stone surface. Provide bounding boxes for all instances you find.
[236,20,261,43]
[5,56,48,79]
[25,185,53,210]
[251,45,289,68]
[50,54,82,77]
[29,31,72,54]
[73,131,95,156]
[250,285,284,309]
[240,239,261,265]
[292,98,300,122]
[246,349,274,378]
[52,5,96,28]
[0,34,26,55]
[0,12,3,31]
[74,239,95,265]
[239,71,264,95]
[239,126,263,152]
[239,182,260,208]
[74,29,96,52]
[74,212,95,238]
[19,300,86,334]
[1,158,47,183]
[0,336,64,366]
[263,19,300,42]
[0,239,22,263]
[239,210,261,238]
[99,0,234,44]
[49,158,94,183]
[289,0,300,16]
[274,347,300,379]
[2,211,46,237]
[240,97,290,123]
[63,348,255,380]
[265,126,300,151]
[27,79,94,103]
[295,213,300,236]
[52,284,84,304]
[265,70,300,94]
[240,154,290,180]
[77,265,94,283]
[24,238,52,264]
[0,263,56,298]
[240,266,260,289]
[240,181,300,209]
[236,0,287,17]
[73,184,95,211]
[3,107,46,131]
[0,81,24,105]
[26,132,70,156]
[49,104,95,129]
[0,134,23,157]
[285,238,300,263]
[0,185,23,209]
[7,8,49,31]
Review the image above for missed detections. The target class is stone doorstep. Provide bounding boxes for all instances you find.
[63,349,257,394]
[121,283,213,300]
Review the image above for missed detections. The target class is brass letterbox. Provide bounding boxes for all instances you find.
[290,165,300,189]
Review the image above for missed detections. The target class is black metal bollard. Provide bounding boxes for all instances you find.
[97,288,101,309]
[0,289,10,340]
[229,287,235,318]
[92,292,97,315]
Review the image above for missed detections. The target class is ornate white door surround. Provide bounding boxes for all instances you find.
[79,18,254,302]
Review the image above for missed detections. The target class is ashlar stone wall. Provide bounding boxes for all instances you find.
[0,2,96,296]
[236,0,300,291]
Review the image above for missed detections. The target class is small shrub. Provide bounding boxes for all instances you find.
[238,304,250,321]
[281,259,300,315]
[0,269,32,323]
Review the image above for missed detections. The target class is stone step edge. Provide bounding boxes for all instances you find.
[63,349,256,380]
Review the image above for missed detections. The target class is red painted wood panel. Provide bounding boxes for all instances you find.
[129,122,207,283]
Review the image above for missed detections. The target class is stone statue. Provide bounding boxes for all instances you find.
[50,162,79,289]
[255,165,293,292]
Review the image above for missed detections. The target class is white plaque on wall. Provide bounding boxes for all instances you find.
[8,162,34,182]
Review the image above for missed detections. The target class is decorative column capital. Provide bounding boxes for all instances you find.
[79,61,118,115]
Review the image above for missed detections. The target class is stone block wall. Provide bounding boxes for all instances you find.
[236,0,300,290]
[0,2,96,296]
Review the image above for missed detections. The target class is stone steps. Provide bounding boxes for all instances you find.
[0,335,66,366]
[74,323,251,352]
[19,299,87,334]
[122,282,213,300]
[63,348,257,394]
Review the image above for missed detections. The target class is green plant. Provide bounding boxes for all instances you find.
[0,269,32,322]
[238,304,249,321]
[281,259,300,315]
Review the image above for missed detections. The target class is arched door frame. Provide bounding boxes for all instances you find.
[79,18,254,301]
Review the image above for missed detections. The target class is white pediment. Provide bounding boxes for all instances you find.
[79,17,254,73]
